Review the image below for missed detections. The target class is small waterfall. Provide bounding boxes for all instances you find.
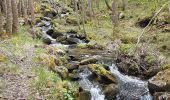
[109,64,152,100]
[78,68,105,100]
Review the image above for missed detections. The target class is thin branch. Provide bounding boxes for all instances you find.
[134,1,170,54]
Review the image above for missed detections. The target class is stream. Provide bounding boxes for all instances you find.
[37,17,153,100]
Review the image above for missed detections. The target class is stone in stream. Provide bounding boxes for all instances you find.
[79,56,101,65]
[88,64,117,84]
[153,92,170,99]
[46,29,64,39]
[103,84,119,100]
[148,69,170,92]
[42,34,55,44]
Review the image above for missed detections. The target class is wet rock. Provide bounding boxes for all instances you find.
[79,56,101,65]
[54,66,68,79]
[77,90,91,100]
[44,10,57,18]
[88,64,117,84]
[66,37,82,44]
[40,17,52,21]
[148,69,170,92]
[42,34,56,44]
[68,55,79,61]
[46,29,64,39]
[66,61,79,71]
[153,92,170,100]
[103,84,118,100]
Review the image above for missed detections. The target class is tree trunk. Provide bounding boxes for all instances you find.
[1,0,7,16]
[88,0,92,21]
[6,0,13,34]
[28,0,35,26]
[122,0,128,11]
[23,0,28,25]
[0,7,3,34]
[80,0,86,35]
[11,0,19,33]
[74,0,81,30]
[18,0,22,17]
[111,1,118,26]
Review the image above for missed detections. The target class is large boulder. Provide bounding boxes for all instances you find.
[88,64,117,84]
[148,69,170,92]
[103,84,118,100]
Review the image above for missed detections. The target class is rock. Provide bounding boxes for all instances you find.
[79,56,101,65]
[66,37,82,44]
[88,64,117,84]
[66,15,78,25]
[67,61,79,71]
[44,10,57,18]
[40,17,52,21]
[42,34,56,44]
[148,69,170,92]
[153,92,170,100]
[77,90,91,100]
[103,84,118,100]
[46,29,63,39]
[54,66,68,79]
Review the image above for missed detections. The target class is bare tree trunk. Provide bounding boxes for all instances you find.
[11,0,19,33]
[0,7,3,34]
[96,0,99,9]
[6,0,13,34]
[122,0,128,11]
[1,0,7,16]
[88,0,92,21]
[28,0,35,26]
[111,1,118,26]
[18,0,22,17]
[105,0,112,11]
[23,0,28,25]
[80,0,86,35]
[74,0,81,30]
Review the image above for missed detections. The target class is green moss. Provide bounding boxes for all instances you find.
[120,44,134,54]
[0,54,7,63]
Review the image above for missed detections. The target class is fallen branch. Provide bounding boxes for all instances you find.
[133,1,170,54]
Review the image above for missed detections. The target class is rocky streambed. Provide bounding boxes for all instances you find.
[34,8,170,99]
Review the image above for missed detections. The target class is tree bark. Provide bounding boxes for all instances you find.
[11,0,19,33]
[0,7,3,34]
[1,0,7,16]
[6,0,13,34]
[111,1,118,26]
[28,0,35,26]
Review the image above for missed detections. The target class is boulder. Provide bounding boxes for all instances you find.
[88,64,117,84]
[103,84,118,100]
[153,92,170,100]
[66,61,79,71]
[46,29,64,39]
[66,37,82,44]
[148,69,170,92]
[79,56,101,65]
[42,34,56,44]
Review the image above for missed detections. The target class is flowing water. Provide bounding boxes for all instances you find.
[38,18,153,100]
[109,64,152,100]
[78,68,105,100]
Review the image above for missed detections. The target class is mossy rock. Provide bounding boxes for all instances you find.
[88,64,117,84]
[149,69,170,92]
